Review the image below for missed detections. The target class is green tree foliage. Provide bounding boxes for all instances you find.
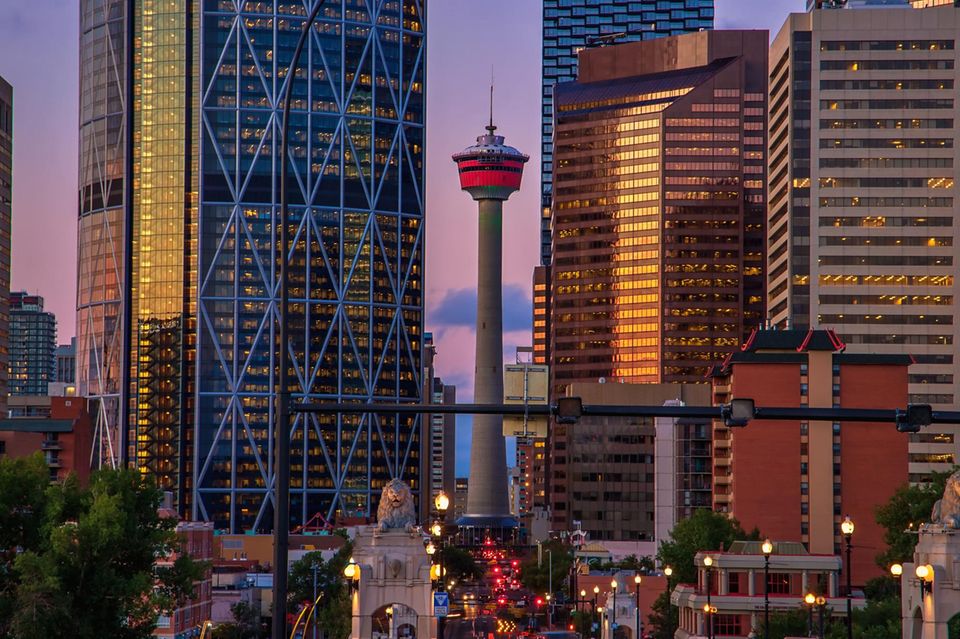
[766,609,810,639]
[519,540,572,597]
[646,509,756,639]
[0,454,205,639]
[442,545,484,583]
[656,509,755,586]
[210,602,261,639]
[287,540,354,639]
[875,469,952,568]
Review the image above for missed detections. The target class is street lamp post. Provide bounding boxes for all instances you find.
[594,585,601,639]
[703,556,714,639]
[762,539,774,639]
[546,593,553,629]
[804,593,816,637]
[435,492,450,639]
[634,574,642,639]
[611,579,619,628]
[272,3,330,639]
[664,566,674,639]
[816,595,827,639]
[841,516,855,639]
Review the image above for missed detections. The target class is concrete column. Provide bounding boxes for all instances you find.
[748,569,756,596]
[465,198,510,517]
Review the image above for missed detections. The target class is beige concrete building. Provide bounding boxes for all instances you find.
[768,4,960,479]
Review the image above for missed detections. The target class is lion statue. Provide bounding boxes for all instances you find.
[376,479,417,532]
[931,469,960,528]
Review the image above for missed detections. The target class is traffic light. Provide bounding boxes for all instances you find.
[897,404,933,433]
[535,597,543,607]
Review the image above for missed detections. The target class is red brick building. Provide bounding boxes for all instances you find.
[155,507,214,639]
[711,328,910,583]
[0,396,92,483]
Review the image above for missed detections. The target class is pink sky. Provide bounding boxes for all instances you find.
[0,0,801,469]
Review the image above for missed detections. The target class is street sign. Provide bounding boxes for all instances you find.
[503,363,549,438]
[434,591,449,617]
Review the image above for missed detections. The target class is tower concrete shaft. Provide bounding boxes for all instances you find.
[452,124,529,522]
[467,199,509,517]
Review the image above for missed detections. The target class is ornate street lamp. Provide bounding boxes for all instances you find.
[762,539,774,639]
[703,556,715,639]
[841,516,855,639]
[634,573,642,639]
[611,579,619,627]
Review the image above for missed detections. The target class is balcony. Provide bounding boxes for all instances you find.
[41,439,62,450]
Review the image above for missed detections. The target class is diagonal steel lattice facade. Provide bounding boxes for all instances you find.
[78,0,425,533]
[78,0,128,470]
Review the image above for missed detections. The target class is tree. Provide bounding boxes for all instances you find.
[442,545,484,583]
[287,540,354,639]
[210,602,260,639]
[656,509,755,586]
[647,509,757,639]
[0,455,205,639]
[519,540,572,597]
[875,469,952,568]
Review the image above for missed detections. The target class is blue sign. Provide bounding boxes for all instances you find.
[434,591,449,617]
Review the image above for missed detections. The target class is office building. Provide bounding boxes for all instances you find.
[54,337,76,385]
[422,333,456,523]
[711,328,909,582]
[0,396,93,484]
[0,78,11,416]
[77,1,426,532]
[654,398,714,544]
[768,5,960,478]
[9,292,57,397]
[673,543,865,639]
[540,0,714,266]
[558,382,710,541]
[453,476,469,523]
[547,31,767,530]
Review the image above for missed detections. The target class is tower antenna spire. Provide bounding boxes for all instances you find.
[487,71,497,135]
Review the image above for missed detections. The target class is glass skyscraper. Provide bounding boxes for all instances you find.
[540,0,714,265]
[8,293,57,397]
[78,0,426,533]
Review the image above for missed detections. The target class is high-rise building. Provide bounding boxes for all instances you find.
[710,328,910,583]
[77,0,426,532]
[768,4,960,479]
[561,382,710,542]
[54,337,76,385]
[0,77,11,415]
[540,0,715,267]
[653,397,714,543]
[547,31,768,529]
[421,332,456,523]
[9,292,57,397]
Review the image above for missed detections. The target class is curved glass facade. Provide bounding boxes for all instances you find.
[77,0,128,468]
[78,0,425,532]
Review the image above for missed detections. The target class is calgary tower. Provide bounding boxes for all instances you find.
[452,96,529,526]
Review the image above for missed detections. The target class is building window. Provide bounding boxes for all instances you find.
[713,615,742,636]
[767,573,792,594]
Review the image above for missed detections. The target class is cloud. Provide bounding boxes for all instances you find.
[429,284,531,333]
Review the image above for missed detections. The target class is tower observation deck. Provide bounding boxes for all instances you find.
[452,121,528,528]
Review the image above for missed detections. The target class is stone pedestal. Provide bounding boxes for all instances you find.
[901,524,960,639]
[350,526,435,639]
